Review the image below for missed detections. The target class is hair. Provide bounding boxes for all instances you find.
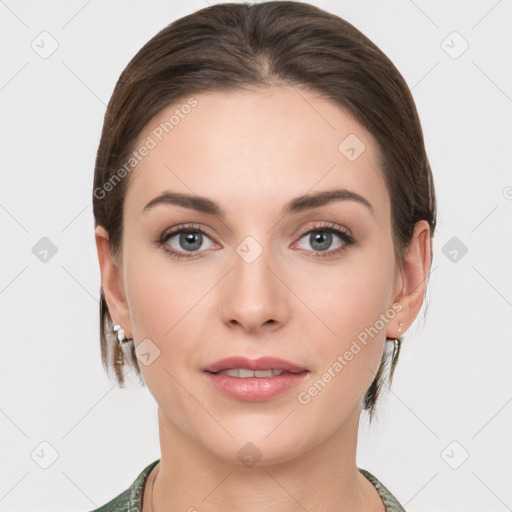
[92,1,436,422]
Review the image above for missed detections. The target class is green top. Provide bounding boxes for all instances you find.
[89,459,406,511]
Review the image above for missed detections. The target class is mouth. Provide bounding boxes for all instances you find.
[202,355,308,375]
[210,368,298,378]
[202,356,309,401]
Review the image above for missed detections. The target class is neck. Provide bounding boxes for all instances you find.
[144,406,384,512]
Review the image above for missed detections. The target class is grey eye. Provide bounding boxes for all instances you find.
[297,230,344,252]
[167,230,214,253]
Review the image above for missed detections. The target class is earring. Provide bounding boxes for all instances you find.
[392,336,401,367]
[397,321,403,335]
[113,324,129,344]
[113,324,131,366]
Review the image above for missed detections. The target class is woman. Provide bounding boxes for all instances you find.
[91,1,436,510]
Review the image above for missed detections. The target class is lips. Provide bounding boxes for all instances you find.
[202,356,307,374]
[202,356,309,401]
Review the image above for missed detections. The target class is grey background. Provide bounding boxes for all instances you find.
[1,1,511,511]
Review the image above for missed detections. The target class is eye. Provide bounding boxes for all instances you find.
[294,222,355,257]
[156,222,355,260]
[156,223,218,259]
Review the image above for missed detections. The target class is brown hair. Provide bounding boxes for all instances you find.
[93,1,436,422]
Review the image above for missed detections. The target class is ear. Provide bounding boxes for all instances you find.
[95,225,132,339]
[386,220,432,339]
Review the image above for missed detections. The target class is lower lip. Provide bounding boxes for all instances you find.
[204,371,309,401]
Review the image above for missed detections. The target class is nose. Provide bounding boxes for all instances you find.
[220,240,289,333]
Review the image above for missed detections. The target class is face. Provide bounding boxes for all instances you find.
[112,86,403,464]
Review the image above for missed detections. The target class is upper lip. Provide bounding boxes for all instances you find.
[202,356,307,374]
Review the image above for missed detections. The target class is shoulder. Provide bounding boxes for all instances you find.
[86,459,160,512]
[358,467,407,512]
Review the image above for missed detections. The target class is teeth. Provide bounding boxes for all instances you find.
[216,368,284,378]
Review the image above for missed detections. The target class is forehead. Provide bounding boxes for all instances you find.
[125,86,387,220]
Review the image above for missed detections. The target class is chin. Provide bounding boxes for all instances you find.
[190,423,314,469]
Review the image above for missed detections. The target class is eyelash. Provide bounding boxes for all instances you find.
[155,222,356,260]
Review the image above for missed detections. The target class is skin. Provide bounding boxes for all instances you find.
[95,85,431,511]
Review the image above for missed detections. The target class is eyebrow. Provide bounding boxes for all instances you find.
[143,188,374,218]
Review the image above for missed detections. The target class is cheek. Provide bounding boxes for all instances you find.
[123,243,212,366]
[123,232,195,328]
[306,240,396,342]
[122,241,181,351]
[293,254,396,427]
[308,238,396,381]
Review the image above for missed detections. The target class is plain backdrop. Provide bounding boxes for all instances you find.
[1,1,511,511]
